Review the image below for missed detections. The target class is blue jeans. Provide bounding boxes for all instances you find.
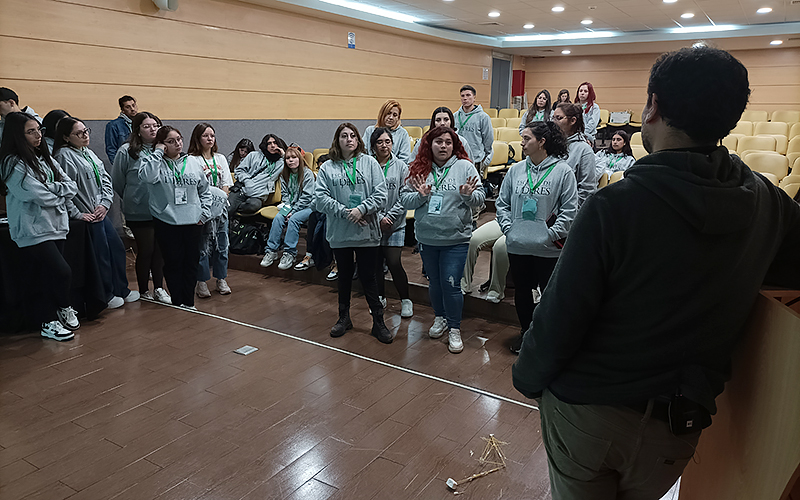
[419,242,469,329]
[265,207,312,255]
[88,217,130,300]
[198,217,229,281]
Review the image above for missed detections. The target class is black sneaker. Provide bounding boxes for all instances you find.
[510,333,524,355]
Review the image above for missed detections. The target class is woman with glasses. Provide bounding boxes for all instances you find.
[139,125,212,310]
[53,117,137,310]
[553,103,597,207]
[112,112,171,303]
[361,100,412,163]
[0,112,79,340]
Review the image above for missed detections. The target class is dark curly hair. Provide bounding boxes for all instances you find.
[523,121,569,159]
[647,47,750,143]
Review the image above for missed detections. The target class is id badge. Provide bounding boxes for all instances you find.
[428,193,443,215]
[348,194,362,209]
[522,197,537,221]
[278,203,291,216]
[174,187,188,205]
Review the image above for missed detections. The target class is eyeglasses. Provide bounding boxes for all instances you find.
[72,128,91,138]
[25,127,44,136]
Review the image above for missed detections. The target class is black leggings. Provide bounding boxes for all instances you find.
[376,246,409,300]
[508,253,558,333]
[24,239,71,323]
[128,220,164,293]
[153,219,203,308]
[333,247,381,313]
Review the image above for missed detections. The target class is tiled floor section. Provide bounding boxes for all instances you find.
[0,269,549,499]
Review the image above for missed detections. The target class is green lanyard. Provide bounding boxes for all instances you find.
[45,164,54,183]
[382,159,391,177]
[166,157,187,181]
[431,164,452,190]
[262,157,276,176]
[80,148,102,187]
[526,159,558,193]
[533,110,544,121]
[203,155,218,187]
[608,154,622,170]
[344,157,358,189]
[457,111,474,130]
[288,171,299,201]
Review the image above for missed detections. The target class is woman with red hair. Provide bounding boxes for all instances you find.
[575,82,601,143]
[361,99,411,163]
[400,127,484,354]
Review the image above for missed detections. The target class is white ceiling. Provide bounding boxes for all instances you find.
[253,0,800,55]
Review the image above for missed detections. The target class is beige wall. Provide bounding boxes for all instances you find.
[523,47,800,115]
[0,0,492,120]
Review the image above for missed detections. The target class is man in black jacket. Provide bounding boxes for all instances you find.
[512,47,800,499]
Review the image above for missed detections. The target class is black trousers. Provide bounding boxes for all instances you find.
[23,239,71,323]
[127,219,165,293]
[376,246,409,300]
[508,253,558,333]
[153,219,203,307]
[333,246,381,314]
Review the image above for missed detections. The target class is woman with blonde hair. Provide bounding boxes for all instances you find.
[361,99,411,163]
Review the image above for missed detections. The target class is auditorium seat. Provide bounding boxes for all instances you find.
[491,117,506,129]
[497,127,522,143]
[747,152,789,180]
[741,110,769,122]
[499,108,519,119]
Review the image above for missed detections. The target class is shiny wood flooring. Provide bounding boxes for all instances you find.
[0,269,550,500]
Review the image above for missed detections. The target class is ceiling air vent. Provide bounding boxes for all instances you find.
[478,22,504,26]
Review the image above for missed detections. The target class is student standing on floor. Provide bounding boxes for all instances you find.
[519,89,553,134]
[0,87,41,141]
[105,95,138,164]
[139,126,211,310]
[575,82,601,143]
[0,112,79,340]
[315,123,392,344]
[112,112,171,304]
[496,121,577,354]
[513,46,800,500]
[187,123,233,298]
[409,107,473,163]
[401,126,485,354]
[53,117,138,309]
[361,100,412,163]
[229,134,286,216]
[454,85,494,177]
[260,146,315,270]
[369,127,413,318]
[554,103,597,208]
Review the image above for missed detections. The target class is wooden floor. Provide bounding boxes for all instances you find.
[0,268,551,499]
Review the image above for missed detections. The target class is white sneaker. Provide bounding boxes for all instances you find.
[278,253,295,270]
[57,306,79,331]
[141,290,154,300]
[41,320,74,341]
[216,279,231,295]
[326,267,338,281]
[154,288,171,304]
[379,296,388,308]
[486,291,504,304]
[179,305,197,311]
[400,299,413,318]
[260,251,277,268]
[533,287,542,304]
[124,290,140,302]
[447,328,464,353]
[429,316,448,339]
[294,255,314,271]
[107,296,124,309]
[196,281,211,298]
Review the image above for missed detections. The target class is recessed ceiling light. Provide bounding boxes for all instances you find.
[757,7,772,14]
[562,49,571,54]
[523,23,535,29]
[581,19,593,25]
[681,12,695,18]
[489,11,500,17]
[443,0,454,2]
[663,0,677,3]
[770,39,783,45]
[552,6,565,12]
[319,0,420,23]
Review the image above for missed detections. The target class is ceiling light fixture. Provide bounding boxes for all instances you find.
[318,0,420,23]
[671,24,738,33]
[663,0,677,3]
[562,49,571,54]
[523,23,535,29]
[505,31,617,42]
[552,6,565,12]
[581,19,593,25]
[681,12,694,18]
[770,39,783,45]
[757,7,772,14]
[489,11,500,17]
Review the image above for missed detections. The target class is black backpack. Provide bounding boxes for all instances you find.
[229,219,266,255]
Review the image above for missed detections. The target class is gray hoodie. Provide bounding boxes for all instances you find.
[581,103,601,142]
[363,125,412,163]
[565,133,598,207]
[496,156,578,257]
[138,149,212,225]
[112,143,154,221]
[279,166,315,212]
[3,156,77,247]
[454,104,494,166]
[374,154,409,235]
[54,146,114,220]
[234,150,283,198]
[408,132,473,164]
[400,156,485,246]
[314,153,388,249]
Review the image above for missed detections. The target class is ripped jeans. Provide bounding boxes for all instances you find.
[419,242,469,329]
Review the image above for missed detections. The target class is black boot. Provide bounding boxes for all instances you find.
[330,304,353,337]
[371,310,393,344]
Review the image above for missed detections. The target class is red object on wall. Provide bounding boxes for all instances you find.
[512,70,526,97]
